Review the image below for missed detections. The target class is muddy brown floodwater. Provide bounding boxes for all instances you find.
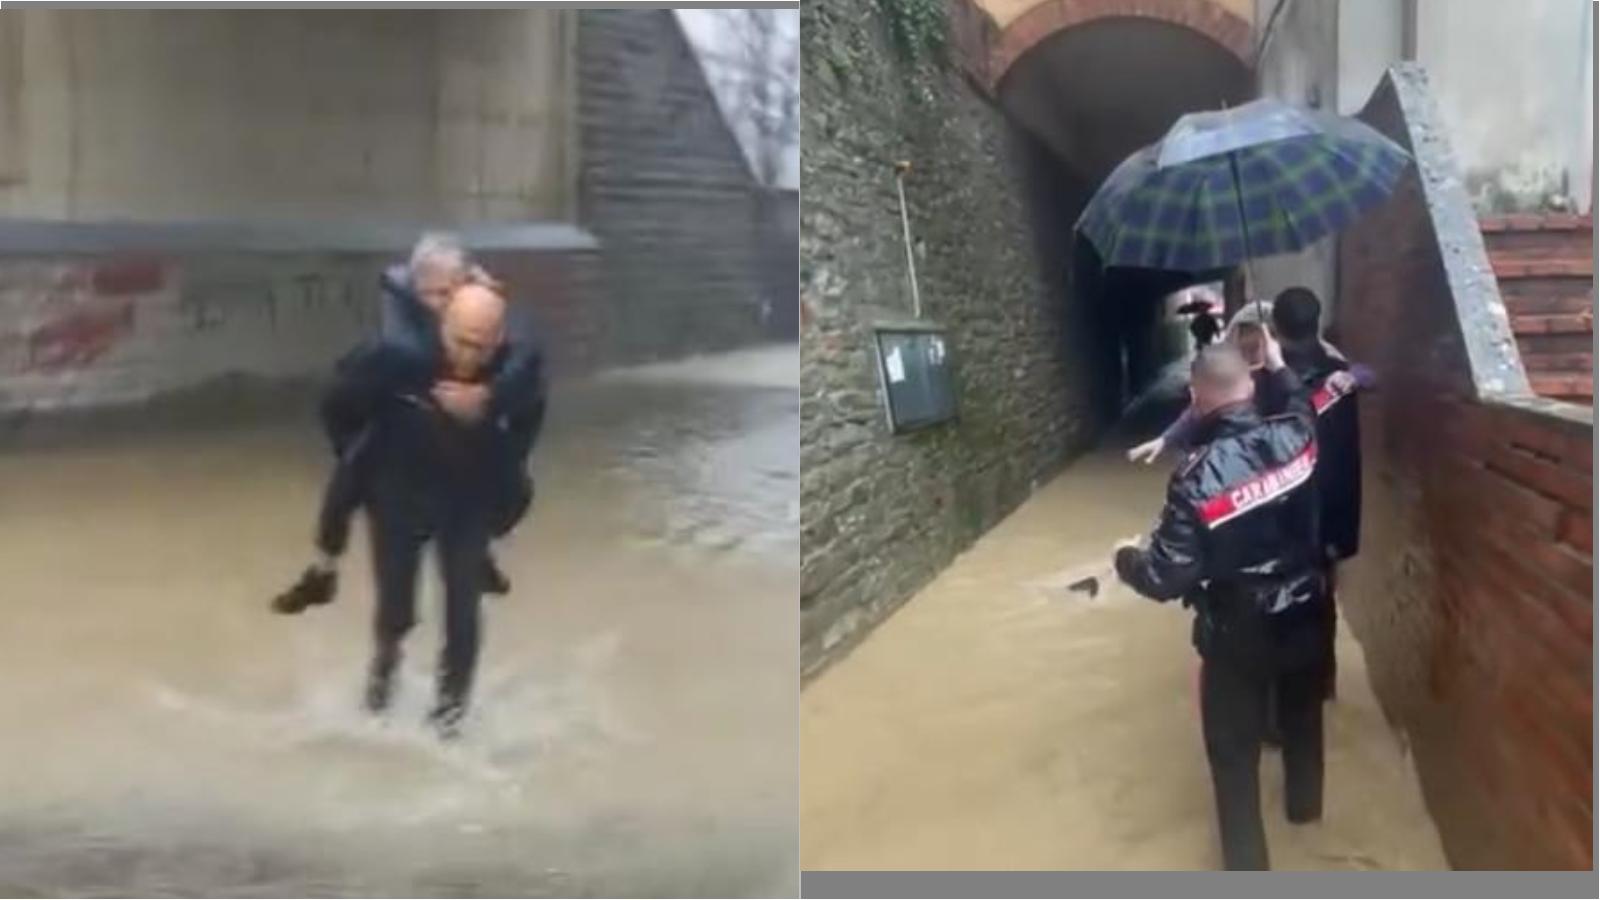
[0,345,798,897]
[801,448,1448,872]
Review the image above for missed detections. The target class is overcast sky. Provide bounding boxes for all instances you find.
[675,9,801,190]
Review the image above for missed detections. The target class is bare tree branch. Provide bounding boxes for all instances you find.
[696,9,799,187]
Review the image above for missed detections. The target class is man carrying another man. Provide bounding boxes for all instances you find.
[319,282,536,736]
[271,234,546,737]
[273,234,545,615]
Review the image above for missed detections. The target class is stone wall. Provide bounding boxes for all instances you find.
[577,9,781,365]
[799,0,1111,676]
[1337,65,1592,870]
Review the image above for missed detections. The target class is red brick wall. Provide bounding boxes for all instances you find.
[1338,67,1593,870]
[951,0,1254,92]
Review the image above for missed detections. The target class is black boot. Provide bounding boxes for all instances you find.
[481,554,511,596]
[427,697,466,741]
[271,566,337,614]
[364,644,400,715]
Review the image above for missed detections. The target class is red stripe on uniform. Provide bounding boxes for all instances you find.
[1197,442,1318,528]
[1311,374,1351,415]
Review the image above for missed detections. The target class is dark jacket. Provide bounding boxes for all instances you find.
[379,264,548,434]
[1284,342,1363,563]
[1116,367,1328,662]
[321,339,539,530]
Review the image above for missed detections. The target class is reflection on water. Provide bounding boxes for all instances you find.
[0,345,798,897]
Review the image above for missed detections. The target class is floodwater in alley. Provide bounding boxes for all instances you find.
[0,344,798,897]
[801,438,1449,872]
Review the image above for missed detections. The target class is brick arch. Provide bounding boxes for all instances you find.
[951,0,1255,93]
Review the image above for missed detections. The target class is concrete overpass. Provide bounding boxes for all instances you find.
[0,9,795,413]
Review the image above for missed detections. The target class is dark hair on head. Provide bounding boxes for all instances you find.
[1271,287,1322,341]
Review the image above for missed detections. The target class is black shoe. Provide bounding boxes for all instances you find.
[1287,800,1323,825]
[272,566,337,615]
[427,701,466,740]
[482,555,510,596]
[364,676,391,716]
[364,646,399,714]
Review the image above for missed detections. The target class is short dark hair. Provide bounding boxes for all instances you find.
[1271,287,1322,342]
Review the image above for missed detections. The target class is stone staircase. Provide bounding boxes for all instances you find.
[1480,213,1594,404]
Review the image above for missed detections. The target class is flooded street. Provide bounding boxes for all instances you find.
[801,444,1447,872]
[0,344,798,897]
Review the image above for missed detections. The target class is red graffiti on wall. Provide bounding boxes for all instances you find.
[27,298,137,372]
[18,259,161,373]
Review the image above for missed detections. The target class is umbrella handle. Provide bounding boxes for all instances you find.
[1225,149,1263,324]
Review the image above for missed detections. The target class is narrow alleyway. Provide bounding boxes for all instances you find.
[800,439,1448,871]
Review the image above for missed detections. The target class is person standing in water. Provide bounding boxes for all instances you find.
[272,233,545,615]
[1114,333,1331,870]
[317,282,534,736]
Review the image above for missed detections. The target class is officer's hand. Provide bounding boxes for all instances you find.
[433,380,490,424]
[1327,370,1357,394]
[1262,328,1286,371]
[1126,437,1166,465]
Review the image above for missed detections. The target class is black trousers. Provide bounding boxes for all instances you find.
[317,444,368,557]
[316,435,530,557]
[1263,569,1340,739]
[1323,567,1340,699]
[366,503,490,714]
[1196,599,1333,871]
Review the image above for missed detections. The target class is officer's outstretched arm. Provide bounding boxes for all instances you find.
[1114,490,1203,601]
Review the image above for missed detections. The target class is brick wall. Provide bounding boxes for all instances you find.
[799,0,1112,677]
[1479,213,1594,404]
[576,9,781,365]
[1337,65,1592,870]
[966,0,1254,92]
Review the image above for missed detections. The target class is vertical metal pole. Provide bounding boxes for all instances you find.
[895,162,922,319]
[1400,0,1419,62]
[1227,148,1262,323]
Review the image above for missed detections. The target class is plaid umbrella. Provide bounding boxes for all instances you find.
[1076,99,1411,273]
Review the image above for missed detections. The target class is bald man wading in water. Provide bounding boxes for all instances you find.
[311,283,537,736]
[272,234,546,617]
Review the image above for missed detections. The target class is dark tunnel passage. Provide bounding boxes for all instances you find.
[1000,16,1254,417]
